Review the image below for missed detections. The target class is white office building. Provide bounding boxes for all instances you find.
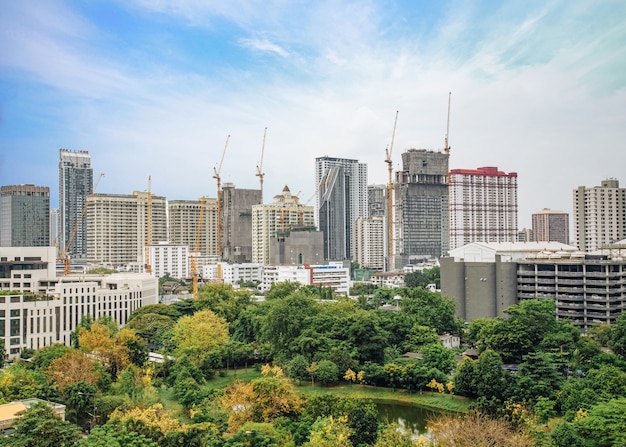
[148,243,189,279]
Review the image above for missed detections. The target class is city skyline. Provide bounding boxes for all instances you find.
[1,1,625,229]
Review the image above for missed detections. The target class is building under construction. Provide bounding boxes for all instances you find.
[221,183,261,263]
[394,149,449,266]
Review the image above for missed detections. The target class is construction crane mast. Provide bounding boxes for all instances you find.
[213,134,230,259]
[445,92,452,156]
[192,196,206,300]
[145,176,152,275]
[256,127,267,203]
[385,111,399,272]
[55,173,104,275]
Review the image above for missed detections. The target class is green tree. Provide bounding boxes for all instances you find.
[400,287,459,335]
[80,422,159,447]
[304,415,352,447]
[314,360,339,385]
[588,323,612,347]
[196,283,253,323]
[575,398,626,446]
[550,421,586,447]
[0,402,82,447]
[420,343,456,375]
[170,308,229,365]
[287,355,310,385]
[609,313,626,359]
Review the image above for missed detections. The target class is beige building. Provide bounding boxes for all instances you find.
[532,208,569,244]
[168,198,219,257]
[86,191,167,268]
[574,179,626,252]
[353,216,385,269]
[252,186,314,265]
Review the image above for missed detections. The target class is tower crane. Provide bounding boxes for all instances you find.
[192,196,206,300]
[385,111,399,272]
[213,134,230,259]
[256,127,267,203]
[145,176,152,275]
[55,173,105,275]
[445,92,452,156]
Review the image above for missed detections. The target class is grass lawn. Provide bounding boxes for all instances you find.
[160,368,471,415]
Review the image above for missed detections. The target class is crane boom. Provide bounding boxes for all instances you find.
[256,127,267,203]
[56,172,104,275]
[385,111,398,271]
[192,196,206,300]
[145,176,152,275]
[445,92,452,156]
[213,135,230,259]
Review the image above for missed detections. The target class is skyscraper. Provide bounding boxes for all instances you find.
[574,179,626,252]
[59,149,93,261]
[532,208,569,244]
[168,198,219,257]
[0,185,50,247]
[395,149,449,264]
[221,183,262,263]
[315,156,368,261]
[448,166,518,250]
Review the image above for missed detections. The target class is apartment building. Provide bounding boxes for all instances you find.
[532,208,569,245]
[1,185,50,247]
[168,198,219,257]
[353,216,385,270]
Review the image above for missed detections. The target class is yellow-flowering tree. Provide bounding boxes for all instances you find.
[170,309,229,365]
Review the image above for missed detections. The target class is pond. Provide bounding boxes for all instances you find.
[375,400,442,437]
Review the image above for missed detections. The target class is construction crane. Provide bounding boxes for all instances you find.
[445,92,452,156]
[55,173,105,275]
[192,196,206,300]
[145,176,152,275]
[385,111,399,272]
[213,134,230,259]
[256,127,267,203]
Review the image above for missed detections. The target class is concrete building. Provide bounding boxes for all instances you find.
[259,262,351,295]
[252,186,315,265]
[221,183,262,263]
[269,229,324,266]
[0,247,158,359]
[440,242,626,332]
[59,149,93,261]
[574,179,626,252]
[86,191,167,268]
[532,208,570,245]
[50,209,60,248]
[395,149,449,265]
[315,156,368,261]
[168,198,219,256]
[368,184,387,218]
[353,216,385,270]
[449,166,518,250]
[1,185,50,247]
[202,262,264,285]
[148,243,189,279]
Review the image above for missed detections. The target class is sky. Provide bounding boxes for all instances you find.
[1,0,625,229]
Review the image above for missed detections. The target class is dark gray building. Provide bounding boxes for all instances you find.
[59,149,93,261]
[395,149,449,265]
[221,183,261,263]
[1,185,50,247]
[269,229,324,265]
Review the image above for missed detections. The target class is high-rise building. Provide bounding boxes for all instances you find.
[574,179,626,252]
[221,183,262,263]
[353,215,385,270]
[49,208,60,247]
[59,149,93,261]
[1,185,50,247]
[448,166,518,250]
[395,149,449,264]
[368,184,387,218]
[86,191,167,267]
[252,186,315,265]
[532,208,570,244]
[148,243,189,279]
[168,198,219,257]
[315,156,368,261]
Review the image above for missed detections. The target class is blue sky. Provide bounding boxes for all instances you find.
[1,0,625,228]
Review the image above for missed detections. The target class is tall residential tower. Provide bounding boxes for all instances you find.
[449,166,518,250]
[532,208,569,245]
[315,156,368,261]
[574,179,626,252]
[59,149,93,261]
